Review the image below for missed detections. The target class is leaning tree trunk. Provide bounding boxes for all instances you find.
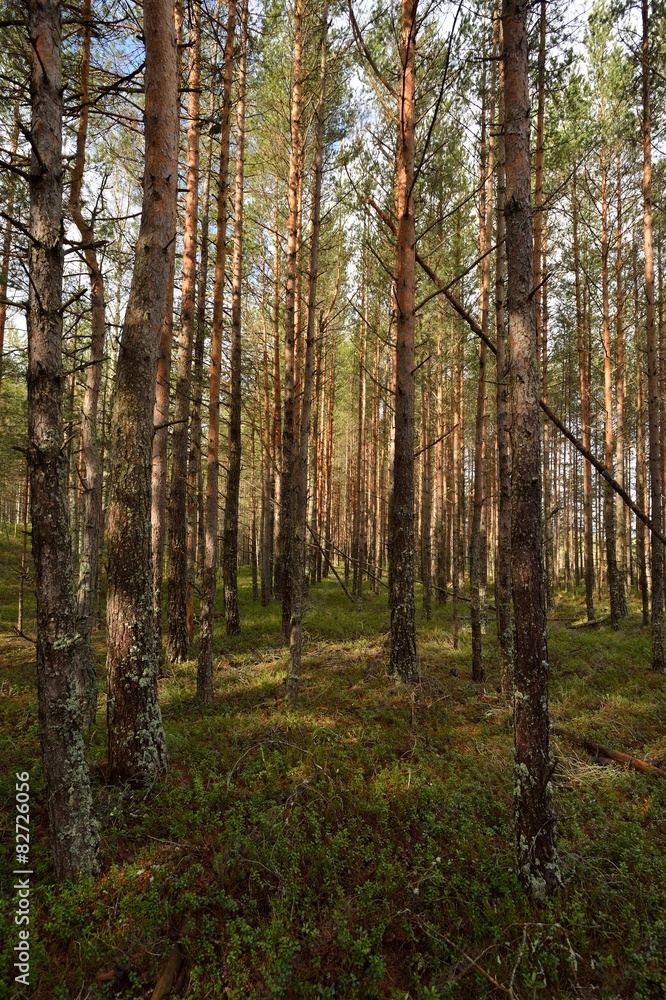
[389,0,418,684]
[167,0,201,663]
[222,0,248,638]
[106,0,178,783]
[286,0,328,704]
[642,0,665,672]
[503,0,560,900]
[27,0,99,877]
[70,0,106,729]
[198,0,237,702]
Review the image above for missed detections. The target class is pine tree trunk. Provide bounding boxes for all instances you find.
[106,0,178,782]
[222,0,248,637]
[287,0,328,703]
[70,0,105,727]
[27,0,100,874]
[471,81,490,682]
[353,289,367,603]
[198,0,237,702]
[494,8,513,696]
[503,0,559,900]
[420,364,432,619]
[187,135,213,641]
[642,0,665,671]
[279,0,303,640]
[573,173,594,621]
[615,160,628,591]
[0,110,18,398]
[600,136,626,629]
[167,0,201,662]
[389,0,418,684]
[636,349,650,626]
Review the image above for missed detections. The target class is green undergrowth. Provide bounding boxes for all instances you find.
[1,532,666,998]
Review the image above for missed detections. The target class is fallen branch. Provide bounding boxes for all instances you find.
[414,916,516,998]
[306,522,354,603]
[566,615,608,630]
[553,728,666,778]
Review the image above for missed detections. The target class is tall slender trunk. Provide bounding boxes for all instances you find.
[642,0,665,671]
[533,0,552,606]
[615,160,628,589]
[222,0,248,637]
[271,213,282,594]
[494,4,513,696]
[600,133,626,628]
[0,110,18,398]
[573,173,594,621]
[389,0,418,684]
[151,282,174,657]
[471,76,490,683]
[280,0,303,640]
[261,328,274,604]
[636,341,650,625]
[151,9,184,658]
[503,0,559,900]
[187,134,213,641]
[286,0,329,703]
[70,0,106,727]
[106,0,178,782]
[27,0,99,877]
[198,0,237,701]
[420,363,432,618]
[353,285,367,602]
[167,0,201,662]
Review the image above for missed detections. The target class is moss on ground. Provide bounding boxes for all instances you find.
[1,532,666,998]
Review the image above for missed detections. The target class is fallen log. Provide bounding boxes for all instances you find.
[151,918,191,1000]
[566,615,609,630]
[553,727,666,778]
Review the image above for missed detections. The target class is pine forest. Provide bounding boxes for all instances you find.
[2,0,666,995]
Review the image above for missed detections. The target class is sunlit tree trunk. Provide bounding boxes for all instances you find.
[642,0,665,671]
[70,0,106,727]
[389,0,418,683]
[106,0,178,784]
[187,134,214,641]
[198,0,237,702]
[279,0,303,640]
[573,172,594,622]
[222,0,248,637]
[287,0,328,703]
[600,133,626,629]
[167,0,201,662]
[503,0,560,900]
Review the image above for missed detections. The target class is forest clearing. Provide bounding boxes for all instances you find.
[1,0,666,994]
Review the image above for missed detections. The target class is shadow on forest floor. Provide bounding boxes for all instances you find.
[1,532,666,999]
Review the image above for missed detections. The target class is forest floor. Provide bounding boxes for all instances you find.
[1,532,666,999]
